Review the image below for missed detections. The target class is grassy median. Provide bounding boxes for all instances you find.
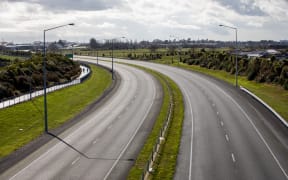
[127,65,184,180]
[0,65,112,158]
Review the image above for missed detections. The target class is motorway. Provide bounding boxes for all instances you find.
[2,56,288,180]
[80,56,288,180]
[1,61,162,180]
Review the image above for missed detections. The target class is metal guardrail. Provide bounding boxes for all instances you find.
[0,65,91,109]
[141,78,174,180]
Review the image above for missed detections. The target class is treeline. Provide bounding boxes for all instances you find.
[1,50,31,58]
[127,53,162,60]
[181,50,288,90]
[0,54,81,100]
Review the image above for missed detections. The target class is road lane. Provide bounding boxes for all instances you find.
[1,61,162,180]
[87,56,288,180]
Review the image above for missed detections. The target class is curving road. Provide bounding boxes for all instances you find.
[1,61,162,180]
[82,56,288,180]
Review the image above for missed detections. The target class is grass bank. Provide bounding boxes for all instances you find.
[171,63,288,122]
[127,65,184,180]
[0,64,112,158]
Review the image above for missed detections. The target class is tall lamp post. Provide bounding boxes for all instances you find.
[219,24,238,87]
[111,36,125,80]
[169,35,181,65]
[43,23,74,133]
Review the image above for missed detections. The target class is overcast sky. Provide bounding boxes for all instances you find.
[0,0,288,43]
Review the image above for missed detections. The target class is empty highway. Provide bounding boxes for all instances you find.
[80,56,288,180]
[1,61,162,180]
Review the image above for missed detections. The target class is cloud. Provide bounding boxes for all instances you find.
[5,0,125,11]
[213,0,266,16]
[0,0,288,42]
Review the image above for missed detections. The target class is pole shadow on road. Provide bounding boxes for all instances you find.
[47,132,134,162]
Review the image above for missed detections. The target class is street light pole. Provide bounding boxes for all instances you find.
[219,24,238,87]
[169,35,181,65]
[112,39,114,80]
[111,37,125,80]
[43,23,74,133]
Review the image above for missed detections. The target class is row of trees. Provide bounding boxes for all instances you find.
[0,54,81,100]
[182,50,288,90]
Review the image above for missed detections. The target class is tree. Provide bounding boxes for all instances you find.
[89,38,98,49]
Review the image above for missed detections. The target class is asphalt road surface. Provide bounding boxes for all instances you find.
[82,56,288,180]
[1,61,162,180]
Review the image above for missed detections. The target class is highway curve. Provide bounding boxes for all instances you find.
[1,61,162,180]
[93,56,288,180]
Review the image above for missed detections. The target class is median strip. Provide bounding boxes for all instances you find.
[125,64,184,180]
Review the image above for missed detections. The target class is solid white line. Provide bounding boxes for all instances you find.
[183,89,194,180]
[214,85,288,179]
[8,61,128,180]
[225,134,229,142]
[240,86,288,128]
[103,78,156,180]
[231,153,236,163]
[71,157,80,165]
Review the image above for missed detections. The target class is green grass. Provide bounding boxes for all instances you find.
[172,63,288,122]
[145,55,288,122]
[0,65,112,158]
[126,65,184,180]
[0,54,25,61]
[151,76,184,179]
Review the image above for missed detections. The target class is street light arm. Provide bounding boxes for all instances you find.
[219,24,238,88]
[219,24,237,30]
[44,23,74,32]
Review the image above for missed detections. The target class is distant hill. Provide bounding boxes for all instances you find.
[0,54,81,100]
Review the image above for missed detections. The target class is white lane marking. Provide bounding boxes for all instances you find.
[220,121,224,127]
[225,134,229,142]
[103,78,157,180]
[107,125,112,130]
[71,157,80,165]
[214,85,288,179]
[183,89,194,180]
[9,60,133,180]
[212,103,215,106]
[92,139,98,145]
[216,111,219,115]
[231,153,236,163]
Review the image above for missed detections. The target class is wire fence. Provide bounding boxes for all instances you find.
[0,65,91,109]
[141,79,174,180]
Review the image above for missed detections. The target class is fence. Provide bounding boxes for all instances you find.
[140,79,174,180]
[0,65,90,109]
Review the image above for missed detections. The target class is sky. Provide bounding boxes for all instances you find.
[0,0,288,43]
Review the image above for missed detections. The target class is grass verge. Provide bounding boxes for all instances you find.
[0,64,112,158]
[170,63,288,122]
[126,65,184,180]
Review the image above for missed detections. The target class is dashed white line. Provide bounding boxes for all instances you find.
[220,121,224,127]
[231,153,236,163]
[225,134,229,142]
[213,85,288,178]
[216,111,219,115]
[71,157,80,165]
[103,80,156,180]
[92,139,98,144]
[107,125,112,130]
